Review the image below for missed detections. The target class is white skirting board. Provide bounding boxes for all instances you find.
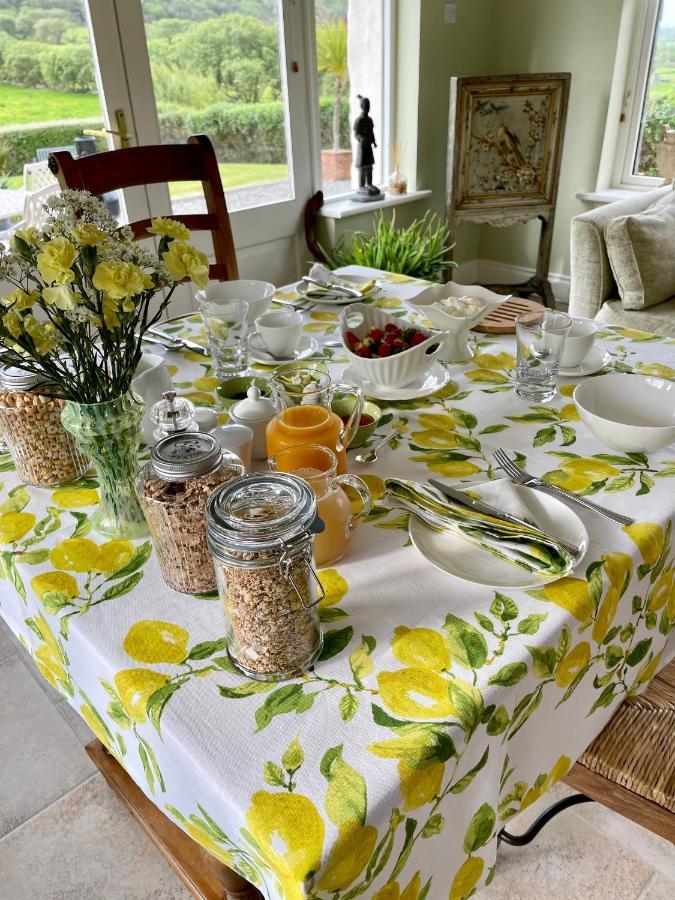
[455,259,570,306]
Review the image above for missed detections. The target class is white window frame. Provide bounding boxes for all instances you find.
[612,0,665,189]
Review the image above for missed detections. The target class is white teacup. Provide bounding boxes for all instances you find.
[195,280,275,326]
[560,317,598,369]
[254,310,303,358]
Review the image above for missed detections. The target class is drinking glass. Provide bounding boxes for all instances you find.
[515,310,572,403]
[198,296,249,377]
[269,444,371,566]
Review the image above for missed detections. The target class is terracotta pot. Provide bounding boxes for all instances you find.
[321,149,352,182]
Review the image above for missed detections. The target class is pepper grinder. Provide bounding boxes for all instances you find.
[150,390,199,443]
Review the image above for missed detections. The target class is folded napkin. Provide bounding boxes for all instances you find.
[385,477,573,577]
[307,264,376,296]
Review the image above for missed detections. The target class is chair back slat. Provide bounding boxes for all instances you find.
[48,134,238,281]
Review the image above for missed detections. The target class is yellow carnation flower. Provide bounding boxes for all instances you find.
[71,222,108,246]
[24,314,57,355]
[12,226,42,247]
[93,261,146,300]
[148,217,190,241]
[2,308,24,338]
[36,237,77,285]
[102,294,121,329]
[43,284,77,311]
[163,240,209,289]
[1,288,38,312]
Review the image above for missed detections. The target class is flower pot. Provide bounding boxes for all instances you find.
[61,392,148,539]
[321,149,352,182]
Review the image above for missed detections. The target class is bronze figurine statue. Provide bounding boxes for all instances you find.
[353,95,383,201]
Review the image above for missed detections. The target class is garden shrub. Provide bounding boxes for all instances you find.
[40,44,95,92]
[2,41,44,88]
[0,120,104,172]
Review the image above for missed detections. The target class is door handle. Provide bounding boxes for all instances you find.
[83,109,133,148]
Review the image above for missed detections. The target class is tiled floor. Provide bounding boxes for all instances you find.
[0,617,673,900]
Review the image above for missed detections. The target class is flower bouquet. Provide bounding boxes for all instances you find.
[0,190,209,537]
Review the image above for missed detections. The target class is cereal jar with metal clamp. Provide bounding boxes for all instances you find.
[136,432,244,593]
[206,472,325,680]
[0,365,88,486]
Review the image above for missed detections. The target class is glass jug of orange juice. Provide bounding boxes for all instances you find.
[270,444,372,566]
[266,365,363,473]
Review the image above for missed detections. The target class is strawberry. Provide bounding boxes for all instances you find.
[383,331,397,345]
[369,328,384,343]
[346,331,359,345]
[378,343,392,357]
[410,332,427,346]
[393,338,403,348]
[384,323,400,333]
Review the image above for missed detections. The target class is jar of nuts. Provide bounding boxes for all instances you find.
[137,432,244,594]
[206,473,325,681]
[0,365,89,487]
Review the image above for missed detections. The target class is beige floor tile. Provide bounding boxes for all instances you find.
[15,639,64,704]
[0,775,193,900]
[0,654,94,837]
[56,697,96,747]
[638,872,675,899]
[484,797,655,899]
[0,623,14,663]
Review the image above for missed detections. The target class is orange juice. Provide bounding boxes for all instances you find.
[269,444,372,566]
[266,405,348,473]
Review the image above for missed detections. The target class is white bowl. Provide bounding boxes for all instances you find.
[560,317,598,369]
[195,280,275,325]
[340,304,447,389]
[410,282,509,362]
[574,374,675,452]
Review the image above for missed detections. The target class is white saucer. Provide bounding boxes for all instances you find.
[296,274,382,306]
[409,483,588,589]
[559,345,611,377]
[248,334,318,365]
[342,361,450,400]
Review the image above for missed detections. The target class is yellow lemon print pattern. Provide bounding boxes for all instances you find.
[123,619,189,664]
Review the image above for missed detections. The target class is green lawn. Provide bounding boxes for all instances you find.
[0,83,101,126]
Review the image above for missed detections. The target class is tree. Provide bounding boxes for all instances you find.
[316,17,348,150]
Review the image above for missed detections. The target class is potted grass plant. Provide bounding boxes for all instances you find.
[0,190,209,538]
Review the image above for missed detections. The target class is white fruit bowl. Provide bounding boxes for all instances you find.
[410,282,509,361]
[340,304,447,389]
[574,373,675,452]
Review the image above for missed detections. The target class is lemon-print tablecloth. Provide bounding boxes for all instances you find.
[1,265,675,900]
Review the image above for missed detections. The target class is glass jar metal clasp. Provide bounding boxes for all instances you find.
[277,534,325,609]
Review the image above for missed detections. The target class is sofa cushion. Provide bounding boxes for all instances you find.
[605,193,675,310]
[595,294,675,338]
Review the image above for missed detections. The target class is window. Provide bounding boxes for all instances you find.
[314,0,390,199]
[614,0,675,188]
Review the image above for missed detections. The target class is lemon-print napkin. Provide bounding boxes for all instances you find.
[385,477,573,576]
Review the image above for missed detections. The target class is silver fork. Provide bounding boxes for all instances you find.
[493,448,635,526]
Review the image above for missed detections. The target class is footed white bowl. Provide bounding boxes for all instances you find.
[340,304,447,389]
[573,373,675,452]
[410,282,509,361]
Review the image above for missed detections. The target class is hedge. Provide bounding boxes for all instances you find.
[0,96,349,174]
[0,119,104,173]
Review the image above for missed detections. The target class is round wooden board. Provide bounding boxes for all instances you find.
[472,297,542,333]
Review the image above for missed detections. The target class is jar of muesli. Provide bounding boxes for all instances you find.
[0,365,89,487]
[137,432,244,593]
[205,473,325,681]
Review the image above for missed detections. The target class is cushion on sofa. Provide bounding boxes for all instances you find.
[605,193,675,311]
[595,294,675,338]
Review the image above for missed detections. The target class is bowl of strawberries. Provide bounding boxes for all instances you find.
[339,304,448,389]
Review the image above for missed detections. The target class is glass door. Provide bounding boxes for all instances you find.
[86,0,317,299]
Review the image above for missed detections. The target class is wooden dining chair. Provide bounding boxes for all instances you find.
[48,134,238,281]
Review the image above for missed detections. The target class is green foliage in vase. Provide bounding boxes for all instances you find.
[323,211,456,283]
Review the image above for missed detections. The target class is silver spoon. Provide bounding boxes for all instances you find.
[303,275,363,299]
[354,421,404,464]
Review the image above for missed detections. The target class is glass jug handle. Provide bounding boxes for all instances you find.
[335,474,372,533]
[332,383,364,451]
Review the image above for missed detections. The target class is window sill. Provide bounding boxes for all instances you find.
[575,187,656,204]
[317,189,432,219]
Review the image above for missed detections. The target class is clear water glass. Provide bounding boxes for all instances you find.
[515,310,572,403]
[199,297,249,377]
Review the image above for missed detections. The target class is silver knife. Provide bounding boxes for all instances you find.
[427,478,581,559]
[146,326,210,356]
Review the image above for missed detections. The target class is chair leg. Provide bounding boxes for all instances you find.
[498,793,594,847]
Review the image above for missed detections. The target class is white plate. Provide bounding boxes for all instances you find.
[342,361,450,400]
[296,274,382,305]
[559,345,611,377]
[248,334,319,365]
[409,483,588,589]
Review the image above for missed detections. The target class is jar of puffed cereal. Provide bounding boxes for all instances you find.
[206,473,325,681]
[0,365,89,487]
[137,432,244,593]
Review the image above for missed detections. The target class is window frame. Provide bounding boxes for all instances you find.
[612,0,665,189]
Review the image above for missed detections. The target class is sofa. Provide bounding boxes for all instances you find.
[568,185,675,336]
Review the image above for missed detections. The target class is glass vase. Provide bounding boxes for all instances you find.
[61,392,148,539]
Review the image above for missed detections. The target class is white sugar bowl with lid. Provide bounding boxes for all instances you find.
[227,385,275,459]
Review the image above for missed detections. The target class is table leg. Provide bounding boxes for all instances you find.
[86,740,263,900]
